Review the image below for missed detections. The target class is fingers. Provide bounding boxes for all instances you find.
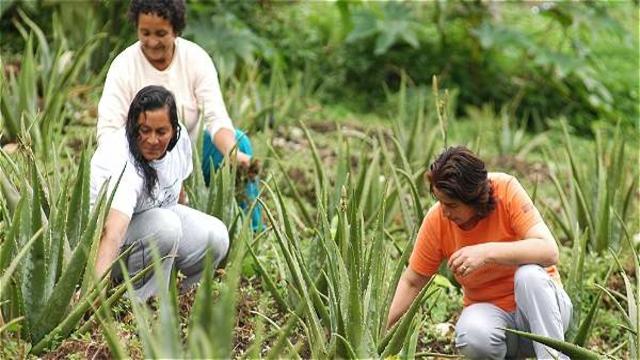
[448,248,475,276]
[448,250,461,269]
[448,250,465,274]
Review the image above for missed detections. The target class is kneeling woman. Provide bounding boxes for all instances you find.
[387,146,572,359]
[90,85,229,300]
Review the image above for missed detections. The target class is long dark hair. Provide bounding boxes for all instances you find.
[126,85,181,197]
[426,146,496,219]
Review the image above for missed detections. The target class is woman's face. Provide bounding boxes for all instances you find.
[137,12,176,70]
[137,107,174,161]
[432,186,478,229]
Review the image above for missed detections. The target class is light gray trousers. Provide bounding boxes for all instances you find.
[455,264,573,360]
[111,204,229,301]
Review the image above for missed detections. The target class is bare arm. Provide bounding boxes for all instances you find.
[213,128,251,167]
[386,267,431,329]
[448,222,559,276]
[94,209,130,279]
[178,186,188,205]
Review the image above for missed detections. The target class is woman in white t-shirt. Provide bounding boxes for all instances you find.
[98,0,261,230]
[91,85,229,300]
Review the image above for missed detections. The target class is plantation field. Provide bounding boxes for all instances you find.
[1,1,639,359]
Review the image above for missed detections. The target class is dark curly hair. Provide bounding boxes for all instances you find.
[426,146,496,219]
[128,0,186,35]
[126,85,181,198]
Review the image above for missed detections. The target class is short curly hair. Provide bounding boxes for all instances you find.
[128,0,186,35]
[426,146,496,219]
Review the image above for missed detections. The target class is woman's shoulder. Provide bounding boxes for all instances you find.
[175,37,210,58]
[488,172,515,184]
[488,172,518,194]
[92,130,129,165]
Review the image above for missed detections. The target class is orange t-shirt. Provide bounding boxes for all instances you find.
[409,172,559,312]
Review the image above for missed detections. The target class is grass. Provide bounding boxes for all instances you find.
[0,6,638,358]
[0,115,637,358]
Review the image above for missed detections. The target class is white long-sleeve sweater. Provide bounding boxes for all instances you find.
[97,37,234,143]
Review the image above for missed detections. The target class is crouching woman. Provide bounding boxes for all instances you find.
[90,85,229,300]
[387,146,572,359]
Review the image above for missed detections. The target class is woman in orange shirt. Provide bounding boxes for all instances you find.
[387,146,572,359]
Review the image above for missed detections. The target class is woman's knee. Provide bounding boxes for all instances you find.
[147,208,182,255]
[208,218,229,265]
[455,322,506,359]
[514,264,547,291]
[455,303,508,359]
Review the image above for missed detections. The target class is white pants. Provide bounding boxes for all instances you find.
[455,265,573,359]
[111,204,229,301]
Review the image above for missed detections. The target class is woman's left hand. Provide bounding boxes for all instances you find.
[448,243,491,277]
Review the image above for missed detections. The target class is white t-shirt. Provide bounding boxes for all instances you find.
[90,127,193,218]
[97,37,234,143]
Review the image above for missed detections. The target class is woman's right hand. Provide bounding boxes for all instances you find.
[236,151,251,168]
[95,209,130,279]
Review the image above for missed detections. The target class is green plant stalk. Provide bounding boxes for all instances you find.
[399,311,422,359]
[380,282,437,357]
[268,144,313,225]
[270,183,332,330]
[30,182,109,346]
[301,123,328,209]
[0,315,24,335]
[92,281,127,359]
[0,197,25,290]
[246,238,289,312]
[502,328,601,359]
[30,261,154,354]
[259,198,327,357]
[398,169,425,221]
[265,310,304,360]
[65,151,90,249]
[432,75,448,147]
[0,164,20,215]
[0,227,44,299]
[345,211,364,357]
[381,233,418,336]
[74,245,144,335]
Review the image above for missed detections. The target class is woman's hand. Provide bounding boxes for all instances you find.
[236,151,251,168]
[449,223,560,276]
[448,243,491,277]
[212,128,252,168]
[386,268,430,329]
[95,209,130,279]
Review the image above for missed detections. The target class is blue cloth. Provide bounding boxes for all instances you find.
[202,129,263,231]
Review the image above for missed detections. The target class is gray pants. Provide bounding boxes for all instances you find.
[112,205,229,301]
[455,265,573,359]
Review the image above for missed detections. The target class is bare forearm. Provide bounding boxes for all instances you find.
[212,128,251,166]
[213,128,237,154]
[387,270,429,328]
[94,209,129,279]
[485,238,558,267]
[95,232,122,278]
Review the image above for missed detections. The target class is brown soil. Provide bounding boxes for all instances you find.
[42,338,111,360]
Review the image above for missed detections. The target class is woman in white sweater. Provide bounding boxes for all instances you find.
[91,85,229,300]
[97,0,261,230]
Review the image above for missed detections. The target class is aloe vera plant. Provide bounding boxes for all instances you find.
[107,205,268,358]
[245,122,450,358]
[545,121,637,254]
[0,149,129,354]
[0,10,105,160]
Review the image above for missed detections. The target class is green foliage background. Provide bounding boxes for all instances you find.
[1,1,637,134]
